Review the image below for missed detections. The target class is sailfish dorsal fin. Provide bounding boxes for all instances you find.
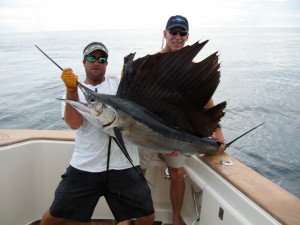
[117,41,226,137]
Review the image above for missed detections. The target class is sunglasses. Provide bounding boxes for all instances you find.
[85,55,108,63]
[168,29,188,37]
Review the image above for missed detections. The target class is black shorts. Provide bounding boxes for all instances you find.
[49,165,154,222]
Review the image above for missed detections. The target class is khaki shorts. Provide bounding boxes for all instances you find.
[139,148,186,169]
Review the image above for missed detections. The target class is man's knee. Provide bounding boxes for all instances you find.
[40,210,65,225]
[135,213,155,225]
[117,220,131,225]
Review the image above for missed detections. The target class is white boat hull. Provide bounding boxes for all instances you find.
[0,130,299,225]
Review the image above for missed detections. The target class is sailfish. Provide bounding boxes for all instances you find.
[64,40,227,156]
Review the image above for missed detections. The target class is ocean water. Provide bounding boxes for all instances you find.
[0,28,299,198]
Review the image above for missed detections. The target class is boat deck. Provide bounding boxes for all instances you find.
[30,219,163,225]
[30,219,116,225]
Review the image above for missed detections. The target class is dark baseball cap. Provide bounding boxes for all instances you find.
[83,42,108,57]
[166,15,189,31]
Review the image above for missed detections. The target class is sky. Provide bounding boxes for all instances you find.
[0,0,299,33]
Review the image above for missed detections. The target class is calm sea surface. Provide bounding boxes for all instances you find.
[0,28,299,198]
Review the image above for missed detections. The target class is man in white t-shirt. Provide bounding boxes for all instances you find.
[40,42,154,225]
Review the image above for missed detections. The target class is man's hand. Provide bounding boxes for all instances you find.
[61,68,78,92]
[212,127,225,152]
[164,150,180,157]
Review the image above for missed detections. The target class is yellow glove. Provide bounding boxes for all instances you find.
[61,68,78,92]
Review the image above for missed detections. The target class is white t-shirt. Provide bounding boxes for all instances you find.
[62,76,139,172]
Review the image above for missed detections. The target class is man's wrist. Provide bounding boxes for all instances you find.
[66,87,78,92]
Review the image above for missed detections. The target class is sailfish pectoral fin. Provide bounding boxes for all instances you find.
[113,127,133,164]
[112,127,153,186]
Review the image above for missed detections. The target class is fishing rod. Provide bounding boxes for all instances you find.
[225,122,265,149]
[35,45,63,71]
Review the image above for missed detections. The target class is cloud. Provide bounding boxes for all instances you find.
[0,0,299,33]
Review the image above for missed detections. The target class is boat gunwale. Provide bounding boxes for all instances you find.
[0,129,75,147]
[200,154,300,225]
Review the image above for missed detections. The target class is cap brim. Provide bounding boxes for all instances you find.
[84,45,108,57]
[166,24,188,31]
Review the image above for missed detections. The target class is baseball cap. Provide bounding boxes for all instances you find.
[83,42,108,57]
[166,15,189,31]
